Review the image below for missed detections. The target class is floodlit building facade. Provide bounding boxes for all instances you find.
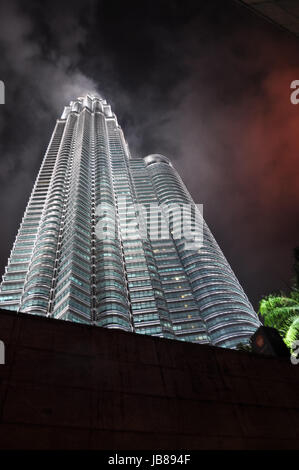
[0,95,260,347]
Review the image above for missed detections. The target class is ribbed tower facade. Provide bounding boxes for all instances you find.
[0,95,260,348]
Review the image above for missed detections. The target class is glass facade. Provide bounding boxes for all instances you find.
[0,95,260,348]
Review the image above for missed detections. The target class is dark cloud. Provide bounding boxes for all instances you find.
[0,0,98,273]
[0,0,298,309]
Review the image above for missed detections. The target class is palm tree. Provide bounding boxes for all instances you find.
[259,248,299,349]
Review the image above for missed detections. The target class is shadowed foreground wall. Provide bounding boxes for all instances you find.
[0,308,299,449]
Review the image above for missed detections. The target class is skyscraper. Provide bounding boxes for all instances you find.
[0,95,260,348]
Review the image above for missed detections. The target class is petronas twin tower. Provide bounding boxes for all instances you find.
[0,95,260,348]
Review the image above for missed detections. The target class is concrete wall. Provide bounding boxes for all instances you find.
[0,308,299,449]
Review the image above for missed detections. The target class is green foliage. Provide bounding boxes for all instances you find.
[259,295,299,335]
[258,247,299,351]
[285,317,299,348]
[259,292,299,350]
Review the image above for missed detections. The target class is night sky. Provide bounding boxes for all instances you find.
[0,0,298,310]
